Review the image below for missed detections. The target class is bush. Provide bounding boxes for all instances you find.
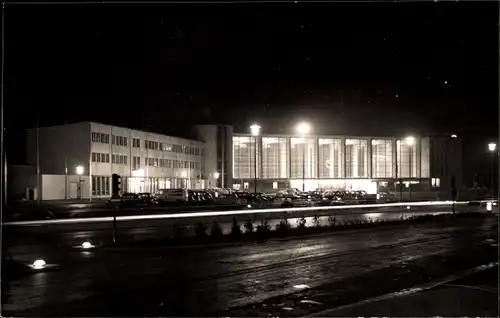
[256,219,271,234]
[244,219,254,234]
[195,222,208,240]
[328,216,337,228]
[313,215,321,228]
[210,221,223,239]
[276,217,291,235]
[230,217,242,237]
[297,216,307,229]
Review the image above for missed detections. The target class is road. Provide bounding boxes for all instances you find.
[4,205,471,259]
[3,215,497,317]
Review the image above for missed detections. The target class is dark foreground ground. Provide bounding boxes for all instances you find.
[2,215,497,317]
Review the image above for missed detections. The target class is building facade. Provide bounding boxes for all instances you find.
[19,122,462,201]
[26,122,205,200]
[229,132,463,196]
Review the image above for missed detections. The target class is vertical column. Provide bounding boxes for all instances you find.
[288,136,292,180]
[367,138,372,178]
[392,138,398,178]
[416,138,421,178]
[341,137,346,179]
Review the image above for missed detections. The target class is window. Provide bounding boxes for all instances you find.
[92,176,110,196]
[112,135,128,147]
[372,140,393,178]
[272,182,278,189]
[397,139,417,178]
[318,138,342,178]
[112,154,127,165]
[92,152,110,163]
[92,132,109,144]
[290,137,317,179]
[160,143,172,152]
[432,178,440,188]
[146,140,159,150]
[132,138,140,148]
[133,156,141,170]
[262,137,288,179]
[233,136,259,179]
[345,139,368,178]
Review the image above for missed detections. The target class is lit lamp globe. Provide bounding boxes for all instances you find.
[405,136,416,145]
[76,165,84,175]
[488,143,497,152]
[296,122,311,135]
[250,124,261,136]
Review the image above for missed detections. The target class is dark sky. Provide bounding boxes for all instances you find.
[4,1,499,167]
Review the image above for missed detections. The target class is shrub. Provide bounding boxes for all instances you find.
[276,217,291,234]
[328,216,337,228]
[313,215,321,228]
[210,221,223,239]
[195,222,208,240]
[244,219,254,234]
[230,217,242,237]
[256,219,271,234]
[297,216,307,229]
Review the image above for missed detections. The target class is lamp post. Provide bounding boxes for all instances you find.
[214,172,220,188]
[76,165,84,199]
[405,136,415,201]
[296,122,311,192]
[250,124,261,194]
[488,143,497,199]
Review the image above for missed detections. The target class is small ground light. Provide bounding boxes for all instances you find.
[407,206,411,210]
[81,241,95,249]
[32,259,46,270]
[247,204,252,208]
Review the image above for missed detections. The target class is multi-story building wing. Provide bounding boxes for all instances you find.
[26,122,205,200]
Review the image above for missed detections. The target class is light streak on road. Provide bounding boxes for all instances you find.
[2,200,476,227]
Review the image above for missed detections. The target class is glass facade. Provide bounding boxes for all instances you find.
[262,137,288,179]
[345,138,368,178]
[318,138,342,178]
[290,137,317,178]
[233,136,258,179]
[232,135,429,181]
[397,140,417,178]
[372,139,393,178]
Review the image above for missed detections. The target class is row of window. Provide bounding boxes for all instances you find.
[96,154,201,170]
[233,137,424,179]
[92,132,203,155]
[91,153,128,165]
[145,157,201,170]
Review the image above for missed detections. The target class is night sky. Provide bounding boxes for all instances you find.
[4,2,499,180]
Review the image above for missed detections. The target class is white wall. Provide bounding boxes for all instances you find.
[41,174,91,200]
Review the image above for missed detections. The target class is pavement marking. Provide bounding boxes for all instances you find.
[305,261,498,317]
[3,200,472,227]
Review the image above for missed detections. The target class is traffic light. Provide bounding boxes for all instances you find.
[112,173,121,195]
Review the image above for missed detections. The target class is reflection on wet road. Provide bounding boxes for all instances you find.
[3,217,496,316]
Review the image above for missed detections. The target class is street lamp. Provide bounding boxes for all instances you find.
[250,124,261,194]
[405,136,415,201]
[76,165,84,199]
[213,172,220,188]
[296,122,311,192]
[488,143,497,199]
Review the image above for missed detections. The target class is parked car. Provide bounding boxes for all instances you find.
[377,191,397,203]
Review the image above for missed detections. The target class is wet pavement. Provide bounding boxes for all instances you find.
[2,215,497,317]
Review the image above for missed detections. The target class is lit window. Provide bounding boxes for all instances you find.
[431,178,441,188]
[272,182,278,189]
